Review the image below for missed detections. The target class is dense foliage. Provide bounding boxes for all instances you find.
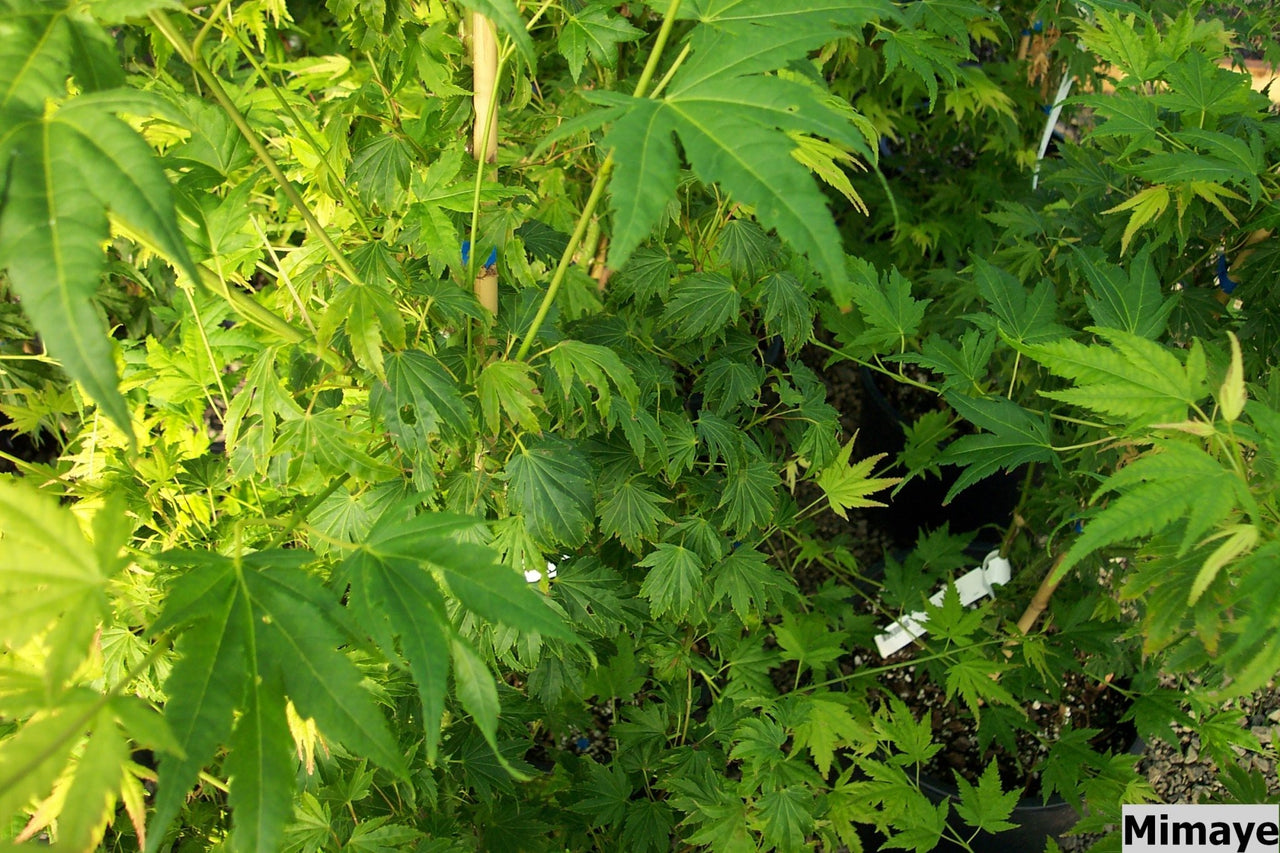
[2,0,1280,850]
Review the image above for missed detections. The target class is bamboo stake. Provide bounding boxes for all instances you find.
[1016,554,1066,635]
[471,13,499,315]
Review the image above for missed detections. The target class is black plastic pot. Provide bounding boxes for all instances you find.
[847,547,1143,852]
[856,368,1022,548]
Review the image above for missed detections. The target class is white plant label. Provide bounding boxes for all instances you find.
[874,550,1012,658]
[525,561,559,584]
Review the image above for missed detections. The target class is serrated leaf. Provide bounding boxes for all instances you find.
[0,695,100,831]
[612,247,675,303]
[847,260,929,352]
[1055,441,1250,581]
[477,360,544,434]
[758,271,813,352]
[791,695,872,777]
[371,349,470,462]
[757,786,814,853]
[546,339,640,418]
[903,329,995,395]
[1021,328,1208,426]
[942,656,1018,723]
[558,5,642,82]
[698,357,763,417]
[1074,247,1173,340]
[1218,330,1246,422]
[450,635,502,748]
[321,282,405,378]
[1103,184,1169,255]
[250,574,407,778]
[0,480,111,654]
[661,272,742,341]
[637,543,704,619]
[351,134,411,211]
[970,260,1066,345]
[225,671,294,853]
[816,437,900,518]
[601,13,881,299]
[573,761,634,826]
[718,456,778,533]
[505,436,594,548]
[938,393,1055,503]
[710,546,789,619]
[953,761,1019,834]
[0,99,199,438]
[717,218,774,282]
[600,478,671,552]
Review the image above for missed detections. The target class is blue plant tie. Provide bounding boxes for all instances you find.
[1216,253,1238,294]
[574,737,590,751]
[461,241,498,268]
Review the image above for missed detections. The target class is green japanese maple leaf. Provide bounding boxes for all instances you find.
[968,260,1067,345]
[846,259,931,352]
[600,478,672,552]
[1020,328,1210,426]
[637,543,704,619]
[938,393,1057,503]
[1071,247,1174,340]
[953,762,1019,834]
[815,437,901,518]
[558,3,642,82]
[505,436,595,548]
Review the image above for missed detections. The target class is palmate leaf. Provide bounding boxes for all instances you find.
[953,762,1019,834]
[969,260,1066,345]
[343,503,575,757]
[0,92,200,439]
[370,349,470,460]
[938,393,1056,503]
[147,551,407,853]
[815,437,900,518]
[660,272,742,341]
[505,436,595,548]
[599,478,672,552]
[846,260,930,352]
[1020,327,1209,426]
[558,4,642,83]
[0,480,114,657]
[600,1,891,303]
[1073,247,1174,340]
[637,543,704,619]
[545,339,640,419]
[1054,442,1253,581]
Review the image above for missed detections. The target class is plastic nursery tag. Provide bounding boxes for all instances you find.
[874,550,1012,658]
[525,560,559,584]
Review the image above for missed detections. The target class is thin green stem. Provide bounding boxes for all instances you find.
[631,0,683,100]
[647,42,690,99]
[222,28,373,236]
[512,0,684,359]
[514,153,615,361]
[150,10,365,290]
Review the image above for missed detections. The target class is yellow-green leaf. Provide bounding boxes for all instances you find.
[1103,184,1169,255]
[815,436,900,518]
